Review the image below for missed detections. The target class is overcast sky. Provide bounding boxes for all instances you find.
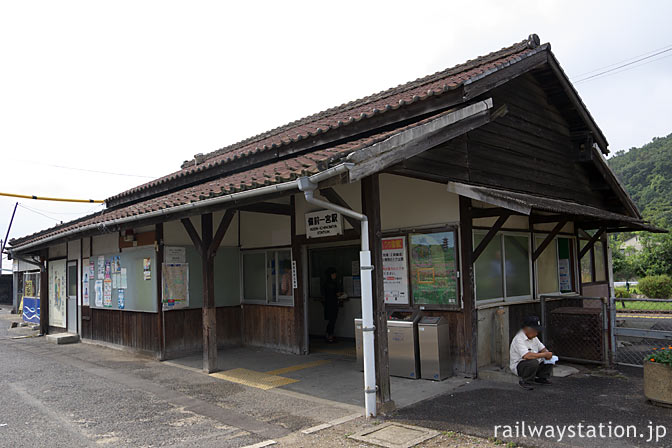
[2,0,671,270]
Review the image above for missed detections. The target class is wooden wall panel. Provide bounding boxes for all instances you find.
[242,304,299,353]
[84,309,159,355]
[422,310,468,376]
[163,306,242,359]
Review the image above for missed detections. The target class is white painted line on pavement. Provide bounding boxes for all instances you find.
[241,440,276,448]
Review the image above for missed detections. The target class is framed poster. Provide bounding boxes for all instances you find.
[409,231,458,307]
[382,236,409,305]
[162,263,189,311]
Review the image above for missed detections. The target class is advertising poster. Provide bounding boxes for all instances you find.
[118,289,125,310]
[82,272,90,306]
[120,268,128,289]
[558,259,571,292]
[112,255,121,273]
[409,231,458,306]
[103,278,112,307]
[143,258,152,280]
[165,246,186,264]
[382,237,409,304]
[97,256,105,279]
[89,261,95,277]
[162,263,189,311]
[95,280,103,306]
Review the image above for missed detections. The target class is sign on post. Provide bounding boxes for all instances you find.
[305,210,342,238]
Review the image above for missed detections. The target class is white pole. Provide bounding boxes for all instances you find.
[297,177,378,417]
[359,219,377,417]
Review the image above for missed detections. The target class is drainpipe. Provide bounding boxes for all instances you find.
[297,176,377,418]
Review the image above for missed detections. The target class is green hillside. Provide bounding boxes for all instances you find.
[608,133,672,228]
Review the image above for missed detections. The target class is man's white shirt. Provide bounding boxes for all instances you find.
[509,329,545,375]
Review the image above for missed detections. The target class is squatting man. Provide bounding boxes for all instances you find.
[509,316,554,390]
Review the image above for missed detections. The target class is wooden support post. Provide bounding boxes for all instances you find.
[39,249,49,335]
[472,213,510,262]
[459,196,478,377]
[361,174,393,411]
[156,223,165,360]
[532,218,568,261]
[579,228,606,259]
[201,213,217,373]
[290,195,306,354]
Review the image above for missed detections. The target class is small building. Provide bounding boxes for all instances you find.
[8,34,660,410]
[620,234,643,252]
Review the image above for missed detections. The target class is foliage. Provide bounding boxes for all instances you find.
[609,133,672,228]
[609,240,641,281]
[636,233,672,277]
[637,275,672,299]
[647,347,672,368]
[614,287,631,299]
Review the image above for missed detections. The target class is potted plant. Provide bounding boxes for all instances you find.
[644,346,672,407]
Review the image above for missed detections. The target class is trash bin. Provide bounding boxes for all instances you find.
[418,316,451,381]
[387,310,421,379]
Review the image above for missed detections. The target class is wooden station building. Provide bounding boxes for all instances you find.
[9,34,659,408]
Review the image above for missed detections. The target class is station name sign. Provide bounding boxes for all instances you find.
[305,210,342,238]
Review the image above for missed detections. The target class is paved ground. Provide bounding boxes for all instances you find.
[391,367,672,447]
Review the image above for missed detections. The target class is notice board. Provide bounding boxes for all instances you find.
[88,246,158,313]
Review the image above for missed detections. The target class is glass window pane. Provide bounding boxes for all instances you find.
[268,250,293,303]
[504,235,531,297]
[67,264,78,297]
[580,241,593,283]
[474,234,503,301]
[536,237,559,294]
[557,238,573,293]
[409,231,458,306]
[243,252,266,301]
[594,242,606,282]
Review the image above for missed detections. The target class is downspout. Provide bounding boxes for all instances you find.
[296,176,377,418]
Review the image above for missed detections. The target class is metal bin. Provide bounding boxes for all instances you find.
[418,316,451,380]
[387,310,421,379]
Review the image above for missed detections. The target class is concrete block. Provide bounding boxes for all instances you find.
[46,333,80,344]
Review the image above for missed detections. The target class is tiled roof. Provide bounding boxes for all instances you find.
[106,35,545,204]
[10,109,456,248]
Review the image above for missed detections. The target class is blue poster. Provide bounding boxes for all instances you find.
[22,297,40,324]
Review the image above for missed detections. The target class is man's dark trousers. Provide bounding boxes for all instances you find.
[517,359,553,382]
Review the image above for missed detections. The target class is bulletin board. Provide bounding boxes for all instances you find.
[88,246,158,313]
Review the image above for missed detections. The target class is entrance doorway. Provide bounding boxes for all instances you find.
[305,242,361,357]
[66,261,78,333]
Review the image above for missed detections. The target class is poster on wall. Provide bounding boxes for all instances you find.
[165,246,186,264]
[382,237,409,305]
[97,256,105,279]
[143,258,152,280]
[120,268,128,289]
[82,271,90,306]
[558,259,571,292]
[95,280,103,306]
[48,259,67,328]
[89,261,95,277]
[162,263,189,311]
[118,289,125,310]
[103,278,112,307]
[409,231,458,306]
[112,255,121,273]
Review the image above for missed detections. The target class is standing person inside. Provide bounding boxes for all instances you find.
[510,316,555,390]
[323,267,343,343]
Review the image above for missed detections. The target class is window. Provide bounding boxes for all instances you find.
[535,236,575,294]
[242,249,293,305]
[474,232,532,302]
[67,262,78,297]
[579,238,607,284]
[22,272,41,298]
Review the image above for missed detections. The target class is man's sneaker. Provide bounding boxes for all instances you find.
[535,378,552,385]
[519,380,535,390]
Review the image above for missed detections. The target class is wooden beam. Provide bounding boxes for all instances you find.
[290,195,307,354]
[319,188,361,234]
[348,100,495,182]
[181,218,203,256]
[201,213,217,373]
[472,213,510,262]
[236,202,291,216]
[459,196,478,377]
[578,228,606,259]
[532,218,568,261]
[577,228,592,239]
[361,174,394,412]
[530,214,569,224]
[208,210,236,260]
[472,207,524,219]
[155,223,165,360]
